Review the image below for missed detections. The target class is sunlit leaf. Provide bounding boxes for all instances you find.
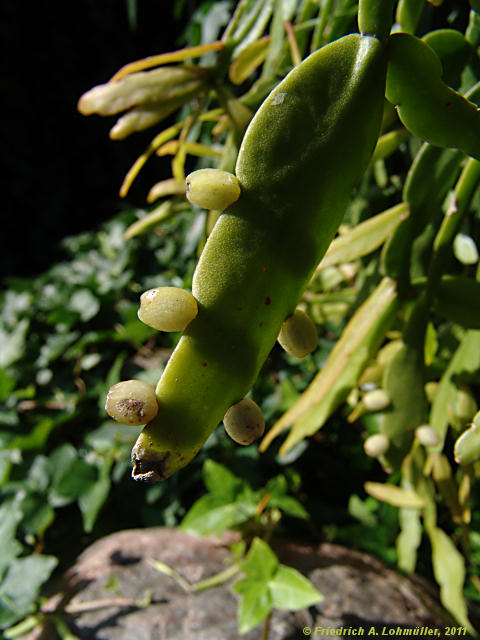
[235,581,272,634]
[454,421,480,465]
[429,527,475,633]
[261,278,398,454]
[269,565,323,610]
[430,330,480,448]
[364,482,424,508]
[240,537,278,582]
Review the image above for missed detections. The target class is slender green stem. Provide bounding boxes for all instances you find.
[4,615,41,639]
[358,0,395,40]
[311,0,334,52]
[466,8,480,47]
[426,158,480,304]
[148,557,240,592]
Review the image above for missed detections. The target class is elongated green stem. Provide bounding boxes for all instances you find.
[426,158,480,304]
[310,0,333,52]
[148,557,240,592]
[4,615,41,639]
[466,8,480,47]
[261,611,272,640]
[358,0,395,40]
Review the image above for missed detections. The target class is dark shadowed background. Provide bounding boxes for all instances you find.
[1,0,202,278]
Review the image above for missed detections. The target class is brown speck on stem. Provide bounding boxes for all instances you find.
[446,195,459,217]
[201,362,208,367]
[265,297,271,306]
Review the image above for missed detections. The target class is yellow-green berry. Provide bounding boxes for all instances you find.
[105,380,159,426]
[277,309,318,358]
[138,287,198,332]
[186,169,241,211]
[223,398,265,445]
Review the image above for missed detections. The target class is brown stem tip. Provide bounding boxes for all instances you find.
[131,445,171,483]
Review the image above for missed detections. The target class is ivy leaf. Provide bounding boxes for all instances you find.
[68,289,100,322]
[202,459,244,498]
[79,458,112,533]
[0,555,58,627]
[429,527,475,634]
[180,494,256,536]
[239,537,278,582]
[0,500,24,574]
[236,581,272,634]
[0,319,29,368]
[268,565,323,611]
[454,420,480,465]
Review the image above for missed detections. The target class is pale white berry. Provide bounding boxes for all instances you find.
[138,287,198,332]
[223,398,265,445]
[362,389,391,412]
[364,433,390,458]
[105,380,158,426]
[415,425,441,447]
[186,169,241,211]
[277,309,318,358]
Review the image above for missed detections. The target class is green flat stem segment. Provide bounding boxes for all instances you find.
[427,158,480,302]
[131,34,387,481]
[358,0,395,40]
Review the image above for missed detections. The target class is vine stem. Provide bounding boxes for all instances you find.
[261,610,272,640]
[426,158,480,305]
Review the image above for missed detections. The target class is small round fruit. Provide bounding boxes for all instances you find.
[277,309,318,358]
[363,433,390,458]
[223,398,265,445]
[105,380,158,426]
[186,169,241,211]
[362,389,391,412]
[138,287,198,332]
[415,424,441,447]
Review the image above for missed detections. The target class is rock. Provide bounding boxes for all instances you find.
[33,527,462,639]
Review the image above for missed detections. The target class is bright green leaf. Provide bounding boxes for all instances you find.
[268,565,323,611]
[364,482,424,508]
[429,527,475,633]
[236,580,272,634]
[203,459,244,498]
[454,422,480,465]
[318,203,409,270]
[263,278,398,454]
[270,495,308,519]
[240,538,278,582]
[430,330,480,448]
[229,36,269,84]
[180,495,256,535]
[348,494,377,527]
